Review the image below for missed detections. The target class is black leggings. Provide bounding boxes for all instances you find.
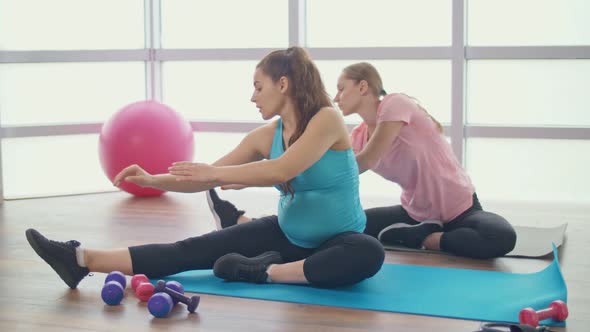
[363,193,516,259]
[129,216,385,288]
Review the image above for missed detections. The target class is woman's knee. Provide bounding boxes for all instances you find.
[442,213,517,259]
[493,217,517,256]
[358,235,386,277]
[304,234,385,287]
[343,235,385,281]
[477,213,516,256]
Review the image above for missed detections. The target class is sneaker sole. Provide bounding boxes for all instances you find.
[377,220,443,241]
[25,230,79,289]
[206,191,223,231]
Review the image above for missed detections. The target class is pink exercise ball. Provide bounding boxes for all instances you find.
[99,100,194,196]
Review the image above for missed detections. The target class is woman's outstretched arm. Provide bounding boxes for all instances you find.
[169,108,348,186]
[113,124,271,192]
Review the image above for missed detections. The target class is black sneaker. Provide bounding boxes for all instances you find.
[213,251,283,284]
[206,189,245,230]
[25,228,89,289]
[377,220,443,249]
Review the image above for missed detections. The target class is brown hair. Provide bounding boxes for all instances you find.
[342,62,443,134]
[257,47,332,197]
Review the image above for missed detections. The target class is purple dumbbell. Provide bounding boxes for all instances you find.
[164,281,184,305]
[105,271,127,288]
[148,293,174,318]
[154,280,199,313]
[101,271,127,305]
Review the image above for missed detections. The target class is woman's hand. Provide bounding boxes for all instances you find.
[168,161,217,182]
[113,164,154,187]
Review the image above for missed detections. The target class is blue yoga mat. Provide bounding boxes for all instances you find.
[155,245,567,326]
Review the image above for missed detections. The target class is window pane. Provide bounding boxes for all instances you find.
[467,0,590,46]
[2,135,114,198]
[359,172,402,200]
[0,63,145,126]
[0,0,144,50]
[307,0,452,47]
[161,0,288,48]
[163,61,262,122]
[316,60,451,124]
[466,60,590,126]
[194,132,245,164]
[466,138,590,203]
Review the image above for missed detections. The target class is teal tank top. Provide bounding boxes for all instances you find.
[271,118,366,248]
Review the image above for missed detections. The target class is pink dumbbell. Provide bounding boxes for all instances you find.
[131,274,149,291]
[519,300,568,327]
[131,274,155,302]
[132,274,186,304]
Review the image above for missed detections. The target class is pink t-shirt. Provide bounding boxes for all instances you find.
[351,93,475,222]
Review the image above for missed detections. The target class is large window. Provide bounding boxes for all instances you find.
[1,0,589,203]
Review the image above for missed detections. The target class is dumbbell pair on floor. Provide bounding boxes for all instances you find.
[131,273,200,318]
[146,280,200,318]
[101,271,200,318]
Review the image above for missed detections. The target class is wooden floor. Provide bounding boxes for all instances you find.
[1,191,588,331]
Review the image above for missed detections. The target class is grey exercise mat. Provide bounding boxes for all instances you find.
[383,223,567,258]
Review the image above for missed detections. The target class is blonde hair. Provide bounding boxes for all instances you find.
[342,62,443,134]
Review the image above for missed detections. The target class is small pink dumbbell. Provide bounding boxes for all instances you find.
[519,300,568,327]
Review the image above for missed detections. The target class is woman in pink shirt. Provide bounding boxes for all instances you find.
[207,62,516,259]
[334,62,515,258]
